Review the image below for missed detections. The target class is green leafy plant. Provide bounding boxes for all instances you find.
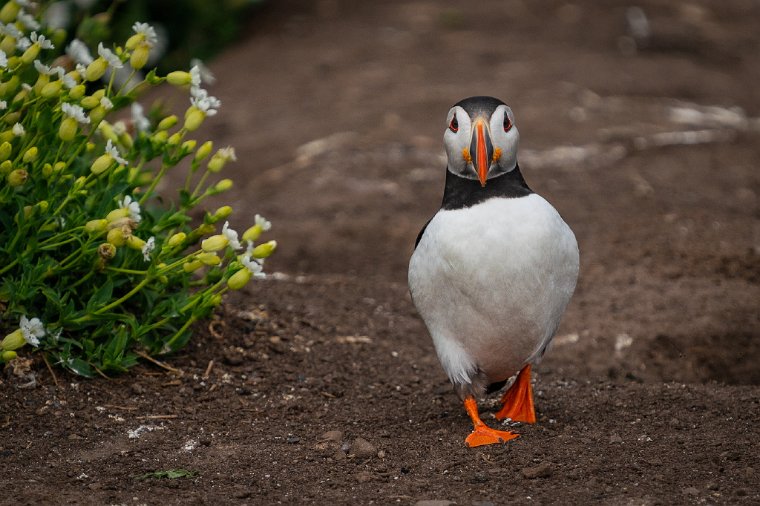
[0,1,276,377]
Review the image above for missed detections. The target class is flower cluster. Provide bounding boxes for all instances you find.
[0,3,275,375]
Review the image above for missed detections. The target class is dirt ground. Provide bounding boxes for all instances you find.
[2,0,760,504]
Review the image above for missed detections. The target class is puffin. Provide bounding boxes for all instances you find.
[408,96,579,447]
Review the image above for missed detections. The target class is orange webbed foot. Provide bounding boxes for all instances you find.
[463,395,519,447]
[494,364,537,424]
[465,425,519,447]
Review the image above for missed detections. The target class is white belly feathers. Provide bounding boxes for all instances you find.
[408,194,579,388]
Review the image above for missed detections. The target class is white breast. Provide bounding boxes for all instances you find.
[408,194,579,388]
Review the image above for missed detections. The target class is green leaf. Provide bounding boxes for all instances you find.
[86,279,114,312]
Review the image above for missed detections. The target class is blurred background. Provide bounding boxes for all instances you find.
[67,0,760,381]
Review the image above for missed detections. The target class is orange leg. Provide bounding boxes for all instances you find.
[494,364,537,423]
[463,396,519,447]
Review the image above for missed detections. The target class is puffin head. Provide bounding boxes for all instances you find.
[443,96,519,187]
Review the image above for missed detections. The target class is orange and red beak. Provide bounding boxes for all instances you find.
[469,118,494,187]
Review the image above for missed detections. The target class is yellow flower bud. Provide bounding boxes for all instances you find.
[242,224,263,242]
[98,121,118,142]
[201,234,229,252]
[210,294,223,307]
[89,105,107,124]
[41,80,63,99]
[98,242,117,260]
[0,1,20,23]
[37,200,49,213]
[23,205,33,218]
[1,350,17,362]
[7,168,27,186]
[0,141,12,162]
[130,42,150,70]
[183,259,203,273]
[214,179,233,192]
[59,117,78,142]
[90,154,113,175]
[0,131,14,144]
[119,132,134,150]
[105,208,129,222]
[0,36,15,55]
[198,252,222,266]
[184,107,205,132]
[85,219,108,234]
[194,140,213,162]
[107,227,126,246]
[54,161,66,173]
[167,132,182,146]
[126,235,146,250]
[181,140,197,152]
[125,34,143,51]
[85,58,108,82]
[72,175,87,190]
[21,43,41,65]
[157,115,178,131]
[151,130,168,144]
[213,206,233,221]
[69,83,86,100]
[81,95,100,109]
[42,163,53,178]
[23,147,38,163]
[251,240,277,259]
[167,232,186,248]
[0,75,20,97]
[1,329,25,351]
[227,268,252,290]
[166,71,192,86]
[0,160,11,175]
[34,74,50,94]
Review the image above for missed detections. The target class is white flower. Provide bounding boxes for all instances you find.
[254,214,272,231]
[15,0,37,8]
[17,10,40,31]
[131,102,150,133]
[97,42,122,69]
[0,23,22,39]
[100,96,113,110]
[189,65,202,87]
[33,60,63,76]
[222,221,242,250]
[118,194,141,223]
[67,39,93,65]
[217,146,237,162]
[20,315,45,347]
[142,236,155,262]
[75,63,87,74]
[241,255,266,279]
[190,59,216,85]
[132,22,158,47]
[190,87,220,116]
[12,123,25,137]
[0,50,7,69]
[30,32,54,50]
[0,101,6,110]
[16,37,31,50]
[105,139,128,166]
[60,72,76,89]
[62,102,90,124]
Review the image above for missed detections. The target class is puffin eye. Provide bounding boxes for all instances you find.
[503,112,512,132]
[449,115,459,133]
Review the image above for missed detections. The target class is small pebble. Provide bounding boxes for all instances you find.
[319,430,343,442]
[521,462,553,479]
[682,487,699,496]
[355,471,373,483]
[286,434,300,444]
[352,437,377,458]
[609,433,623,444]
[130,383,145,395]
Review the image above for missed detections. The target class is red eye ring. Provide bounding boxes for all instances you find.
[503,113,512,132]
[449,115,459,133]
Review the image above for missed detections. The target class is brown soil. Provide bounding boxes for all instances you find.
[2,0,760,504]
